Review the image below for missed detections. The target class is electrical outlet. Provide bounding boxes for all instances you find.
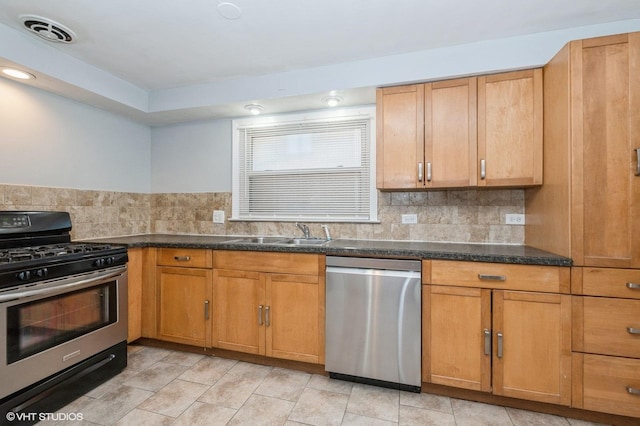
[212,210,225,224]
[505,213,525,225]
[401,214,418,224]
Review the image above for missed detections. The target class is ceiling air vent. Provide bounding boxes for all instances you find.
[21,15,76,43]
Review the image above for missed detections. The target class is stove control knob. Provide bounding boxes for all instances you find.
[36,268,49,278]
[17,270,31,281]
[106,256,114,265]
[93,258,105,267]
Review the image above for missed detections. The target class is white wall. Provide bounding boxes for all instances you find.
[0,78,151,192]
[150,119,232,193]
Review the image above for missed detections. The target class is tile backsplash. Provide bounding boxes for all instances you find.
[0,184,524,244]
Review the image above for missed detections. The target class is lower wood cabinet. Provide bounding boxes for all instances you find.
[212,251,324,364]
[126,247,143,343]
[423,260,571,406]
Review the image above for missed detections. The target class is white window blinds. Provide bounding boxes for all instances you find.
[232,108,377,222]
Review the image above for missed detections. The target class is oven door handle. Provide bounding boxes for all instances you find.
[0,266,126,302]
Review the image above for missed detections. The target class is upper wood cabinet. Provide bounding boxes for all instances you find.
[526,32,640,268]
[376,71,541,190]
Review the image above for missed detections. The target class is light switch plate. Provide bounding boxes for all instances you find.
[213,210,225,223]
[401,214,418,224]
[505,213,525,225]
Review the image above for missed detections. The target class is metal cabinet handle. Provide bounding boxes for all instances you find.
[478,274,506,281]
[628,327,640,335]
[174,256,191,261]
[627,386,640,395]
[418,162,424,182]
[484,329,491,355]
[480,159,486,180]
[627,282,640,290]
[265,306,270,327]
[635,148,640,176]
[497,332,503,358]
[426,162,432,182]
[204,300,210,320]
[258,305,263,326]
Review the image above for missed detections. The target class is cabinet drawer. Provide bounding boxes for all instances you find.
[157,248,212,268]
[573,267,640,299]
[573,296,640,358]
[214,251,320,275]
[574,353,640,418]
[427,260,569,293]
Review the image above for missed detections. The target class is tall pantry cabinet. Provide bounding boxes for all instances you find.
[525,32,640,418]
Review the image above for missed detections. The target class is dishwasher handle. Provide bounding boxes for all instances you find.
[326,256,421,273]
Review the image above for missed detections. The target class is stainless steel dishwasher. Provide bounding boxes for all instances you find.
[325,256,421,392]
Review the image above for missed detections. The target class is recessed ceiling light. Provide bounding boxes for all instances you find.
[244,104,263,115]
[322,95,343,107]
[1,68,36,80]
[217,2,242,20]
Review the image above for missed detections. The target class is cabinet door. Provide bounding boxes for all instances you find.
[571,33,640,268]
[478,69,543,187]
[424,285,491,391]
[157,266,212,347]
[376,85,424,189]
[213,269,265,355]
[424,78,477,188]
[266,273,322,364]
[492,291,571,405]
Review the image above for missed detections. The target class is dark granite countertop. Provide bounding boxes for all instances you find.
[84,234,572,266]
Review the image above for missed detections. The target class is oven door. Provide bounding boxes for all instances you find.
[0,266,127,400]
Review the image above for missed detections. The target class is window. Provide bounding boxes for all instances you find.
[232,107,377,222]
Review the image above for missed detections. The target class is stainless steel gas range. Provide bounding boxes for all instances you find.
[0,211,128,421]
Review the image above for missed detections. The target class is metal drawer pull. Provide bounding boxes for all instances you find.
[627,386,640,395]
[258,305,263,326]
[627,282,640,290]
[497,332,503,358]
[478,274,506,281]
[265,306,270,327]
[426,162,432,182]
[627,327,640,335]
[204,300,210,320]
[484,329,491,355]
[635,148,640,176]
[418,162,424,182]
[480,159,486,180]
[174,256,191,261]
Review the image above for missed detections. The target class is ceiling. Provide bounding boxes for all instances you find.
[0,0,639,125]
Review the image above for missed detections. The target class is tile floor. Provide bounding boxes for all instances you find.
[37,344,609,425]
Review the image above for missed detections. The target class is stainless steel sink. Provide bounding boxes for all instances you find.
[223,236,329,246]
[275,238,329,246]
[223,236,289,244]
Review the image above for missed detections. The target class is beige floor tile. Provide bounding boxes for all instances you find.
[113,408,173,425]
[227,394,295,426]
[84,368,141,399]
[400,391,452,414]
[341,412,397,425]
[307,374,354,395]
[226,360,273,379]
[506,407,571,426]
[137,379,210,418]
[178,356,238,385]
[160,350,205,367]
[255,367,311,401]
[346,383,400,423]
[451,398,513,425]
[566,419,611,426]
[172,401,237,426]
[122,361,188,392]
[399,404,456,425]
[198,370,267,409]
[80,385,153,425]
[289,387,349,426]
[126,347,173,372]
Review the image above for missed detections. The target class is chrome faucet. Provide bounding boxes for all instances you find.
[295,222,310,238]
[321,224,332,241]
